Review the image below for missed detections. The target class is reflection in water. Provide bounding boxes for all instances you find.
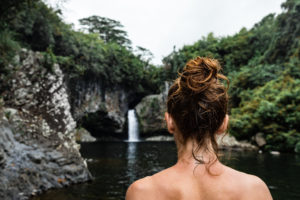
[32,142,300,200]
[127,142,138,184]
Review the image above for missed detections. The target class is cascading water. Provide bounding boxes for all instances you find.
[164,81,170,96]
[128,109,139,142]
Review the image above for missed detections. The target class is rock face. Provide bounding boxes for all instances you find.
[4,49,77,138]
[135,94,168,136]
[69,79,128,137]
[75,128,96,142]
[134,82,171,136]
[0,49,91,200]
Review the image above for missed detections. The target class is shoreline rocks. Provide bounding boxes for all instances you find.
[0,49,92,200]
[217,134,258,151]
[144,134,257,151]
[145,136,174,141]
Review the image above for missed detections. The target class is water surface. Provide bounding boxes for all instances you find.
[33,141,300,200]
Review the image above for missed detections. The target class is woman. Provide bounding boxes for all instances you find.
[126,57,272,200]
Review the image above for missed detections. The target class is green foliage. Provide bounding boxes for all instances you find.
[264,0,300,63]
[42,48,57,72]
[0,29,20,94]
[4,111,11,120]
[0,0,37,29]
[0,0,161,100]
[228,64,284,107]
[79,15,131,47]
[0,0,299,152]
[0,29,20,69]
[230,71,300,152]
[8,0,62,51]
[162,33,221,80]
[162,0,300,152]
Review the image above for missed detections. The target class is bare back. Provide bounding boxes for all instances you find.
[126,161,272,200]
[127,57,273,200]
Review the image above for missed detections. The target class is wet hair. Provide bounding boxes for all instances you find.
[167,57,229,164]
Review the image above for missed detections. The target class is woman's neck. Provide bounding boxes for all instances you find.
[175,139,223,174]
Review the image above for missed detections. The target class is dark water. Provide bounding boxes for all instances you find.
[33,141,300,200]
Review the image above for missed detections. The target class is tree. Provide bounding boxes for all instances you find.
[0,0,37,29]
[79,15,131,47]
[263,0,300,63]
[135,46,154,67]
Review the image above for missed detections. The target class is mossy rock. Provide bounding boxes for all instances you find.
[135,94,167,135]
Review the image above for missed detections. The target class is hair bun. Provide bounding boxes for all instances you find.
[179,57,223,93]
[167,57,229,167]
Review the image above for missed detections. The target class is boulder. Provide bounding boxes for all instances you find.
[217,134,257,150]
[135,94,167,136]
[255,132,267,147]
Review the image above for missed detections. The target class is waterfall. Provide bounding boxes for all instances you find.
[164,81,170,96]
[128,109,139,142]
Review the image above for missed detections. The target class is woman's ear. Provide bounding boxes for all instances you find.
[216,114,229,135]
[165,112,175,134]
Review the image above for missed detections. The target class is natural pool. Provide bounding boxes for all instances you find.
[32,141,300,200]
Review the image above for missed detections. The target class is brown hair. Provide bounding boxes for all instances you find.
[167,57,229,164]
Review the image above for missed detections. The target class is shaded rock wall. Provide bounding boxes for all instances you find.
[69,79,129,137]
[0,49,91,200]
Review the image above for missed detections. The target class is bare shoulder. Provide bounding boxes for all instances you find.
[225,166,272,200]
[245,174,273,200]
[126,176,156,200]
[126,168,176,200]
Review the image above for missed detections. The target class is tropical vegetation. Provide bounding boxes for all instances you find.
[162,0,300,152]
[0,0,299,152]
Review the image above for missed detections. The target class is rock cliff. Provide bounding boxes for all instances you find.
[69,79,129,137]
[0,49,91,199]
